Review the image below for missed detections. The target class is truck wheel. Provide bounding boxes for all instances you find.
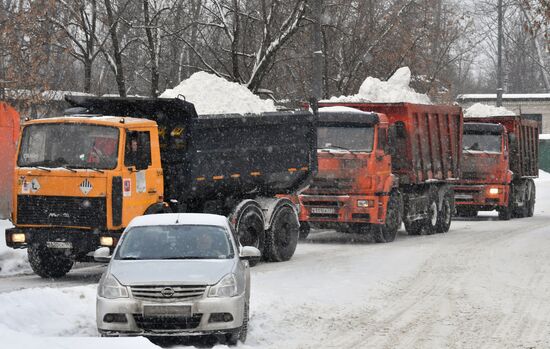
[422,199,438,235]
[498,206,512,220]
[436,193,452,233]
[374,193,400,243]
[299,222,310,240]
[28,244,74,278]
[264,205,300,262]
[232,202,265,266]
[404,220,423,235]
[527,181,536,217]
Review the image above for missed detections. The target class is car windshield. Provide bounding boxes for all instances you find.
[115,225,234,260]
[17,123,119,169]
[317,126,374,152]
[463,133,502,153]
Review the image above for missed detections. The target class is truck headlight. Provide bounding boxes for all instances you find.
[488,187,500,195]
[98,274,128,299]
[357,200,374,208]
[208,274,238,298]
[11,233,26,243]
[100,236,114,247]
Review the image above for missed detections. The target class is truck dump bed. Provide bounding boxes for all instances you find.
[318,102,463,185]
[465,116,539,178]
[66,96,316,205]
[0,102,20,219]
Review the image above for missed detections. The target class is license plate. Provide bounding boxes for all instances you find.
[455,194,473,200]
[143,305,192,317]
[46,241,72,249]
[310,207,336,214]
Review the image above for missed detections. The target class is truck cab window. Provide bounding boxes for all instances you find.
[125,131,152,168]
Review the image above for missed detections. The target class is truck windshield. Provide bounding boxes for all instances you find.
[115,225,234,260]
[17,123,119,169]
[318,126,374,152]
[463,133,502,153]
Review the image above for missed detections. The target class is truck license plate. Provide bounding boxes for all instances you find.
[46,241,72,249]
[310,207,336,214]
[143,305,192,317]
[455,194,473,200]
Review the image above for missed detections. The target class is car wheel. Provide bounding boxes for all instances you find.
[228,302,249,345]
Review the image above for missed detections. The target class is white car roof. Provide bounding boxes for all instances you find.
[126,213,229,229]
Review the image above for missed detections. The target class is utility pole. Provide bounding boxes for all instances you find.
[497,0,503,107]
[311,0,323,107]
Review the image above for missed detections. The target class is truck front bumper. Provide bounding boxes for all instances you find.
[299,194,385,226]
[97,292,245,337]
[454,184,508,209]
[5,227,122,258]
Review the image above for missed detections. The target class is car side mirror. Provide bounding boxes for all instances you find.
[239,246,261,261]
[94,247,112,263]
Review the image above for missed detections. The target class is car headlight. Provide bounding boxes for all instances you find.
[208,274,238,298]
[98,274,128,299]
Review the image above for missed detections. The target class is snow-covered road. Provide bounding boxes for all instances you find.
[2,174,550,348]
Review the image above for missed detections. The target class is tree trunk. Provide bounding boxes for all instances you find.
[104,0,126,97]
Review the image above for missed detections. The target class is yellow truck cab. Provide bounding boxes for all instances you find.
[7,115,166,277]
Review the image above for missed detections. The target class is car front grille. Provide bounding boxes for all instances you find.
[133,314,203,330]
[16,195,106,228]
[130,285,207,300]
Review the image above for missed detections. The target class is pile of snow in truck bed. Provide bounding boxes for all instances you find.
[464,103,516,118]
[0,220,30,276]
[325,67,432,104]
[160,71,276,115]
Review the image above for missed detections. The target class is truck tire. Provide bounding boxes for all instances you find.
[264,205,300,262]
[374,193,400,243]
[498,206,512,220]
[404,220,423,235]
[299,222,310,240]
[422,198,438,235]
[28,244,74,278]
[527,180,536,217]
[436,193,452,233]
[232,201,265,266]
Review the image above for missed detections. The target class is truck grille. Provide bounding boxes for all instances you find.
[462,172,490,180]
[133,314,203,330]
[16,195,106,228]
[130,285,207,300]
[307,177,353,193]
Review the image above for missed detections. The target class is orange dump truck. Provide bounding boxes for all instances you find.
[298,103,463,242]
[0,102,20,219]
[454,116,539,220]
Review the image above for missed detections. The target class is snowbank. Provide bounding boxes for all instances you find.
[540,134,550,140]
[325,67,432,104]
[160,71,276,115]
[536,170,550,182]
[0,220,31,276]
[464,103,516,118]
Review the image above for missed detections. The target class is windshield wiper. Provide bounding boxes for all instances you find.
[64,165,105,173]
[160,256,219,260]
[61,165,77,173]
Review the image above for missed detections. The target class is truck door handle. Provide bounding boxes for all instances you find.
[148,189,157,194]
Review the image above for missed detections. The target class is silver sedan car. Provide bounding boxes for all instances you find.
[95,213,261,345]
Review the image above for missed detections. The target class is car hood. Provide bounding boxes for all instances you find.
[109,259,236,286]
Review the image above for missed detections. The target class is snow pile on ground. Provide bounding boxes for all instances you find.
[537,169,550,182]
[464,103,516,118]
[160,71,276,115]
[0,220,31,276]
[540,134,550,140]
[325,67,432,104]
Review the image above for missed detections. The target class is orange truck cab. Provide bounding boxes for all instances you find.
[454,116,539,220]
[299,103,463,242]
[0,102,20,219]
